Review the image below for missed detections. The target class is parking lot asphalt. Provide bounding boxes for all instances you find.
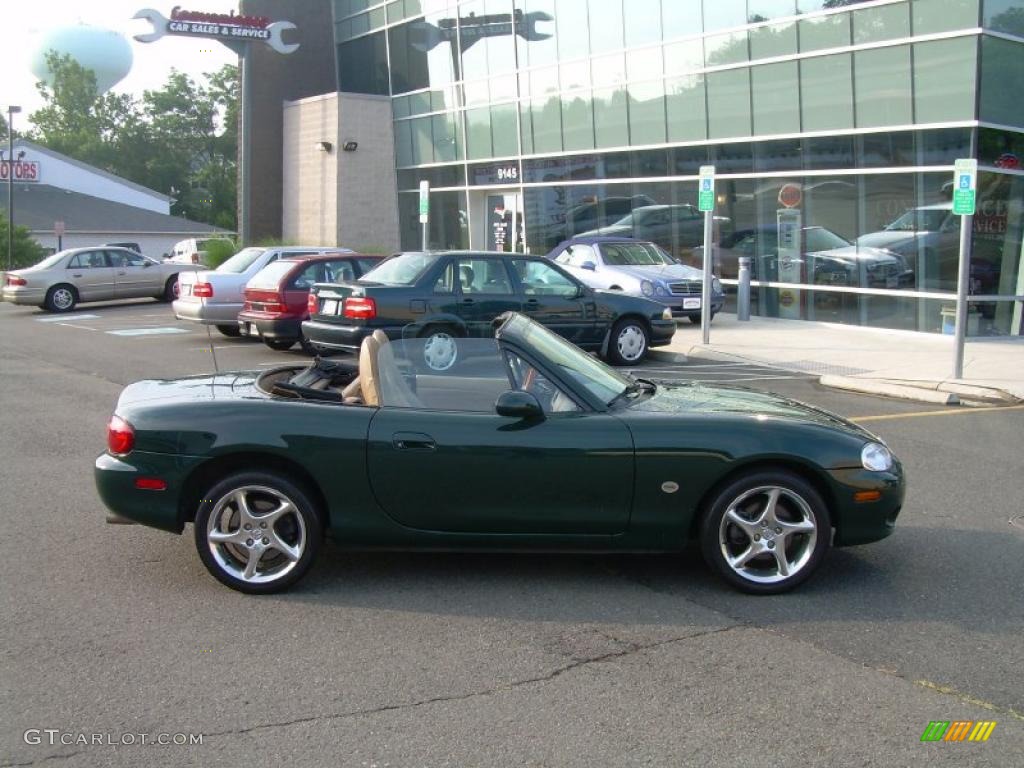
[1,298,1022,767]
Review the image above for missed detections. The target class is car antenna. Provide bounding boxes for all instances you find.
[199,290,220,375]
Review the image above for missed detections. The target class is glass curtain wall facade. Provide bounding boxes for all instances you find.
[334,0,1024,336]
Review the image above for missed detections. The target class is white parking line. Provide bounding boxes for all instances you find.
[187,345,247,351]
[106,327,191,337]
[35,314,99,323]
[55,323,99,331]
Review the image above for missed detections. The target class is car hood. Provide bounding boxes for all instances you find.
[855,231,928,251]
[606,263,706,282]
[811,245,902,267]
[627,381,875,438]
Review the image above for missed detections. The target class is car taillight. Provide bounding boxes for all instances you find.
[307,293,319,315]
[6,275,26,286]
[343,297,376,319]
[192,282,214,298]
[107,415,135,455]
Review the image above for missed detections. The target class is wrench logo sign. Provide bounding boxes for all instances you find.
[133,7,298,55]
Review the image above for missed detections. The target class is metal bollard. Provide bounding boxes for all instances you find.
[737,256,751,322]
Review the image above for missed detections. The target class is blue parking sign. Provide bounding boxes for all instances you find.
[959,174,971,189]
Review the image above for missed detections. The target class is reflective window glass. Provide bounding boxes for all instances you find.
[854,3,910,43]
[749,1,797,22]
[627,46,664,81]
[704,30,748,66]
[750,20,798,59]
[465,106,492,160]
[593,87,629,148]
[515,0,558,67]
[855,46,913,127]
[664,39,704,76]
[914,38,978,123]
[800,53,854,132]
[753,61,800,135]
[411,116,434,164]
[589,0,625,53]
[556,0,590,58]
[432,112,462,162]
[980,36,1024,128]
[625,0,663,47]
[337,32,389,95]
[983,0,1024,34]
[629,80,667,145]
[707,69,752,138]
[491,103,519,157]
[665,75,708,142]
[703,0,747,31]
[663,0,703,40]
[913,0,979,34]
[530,96,564,153]
[798,13,850,51]
[562,92,595,150]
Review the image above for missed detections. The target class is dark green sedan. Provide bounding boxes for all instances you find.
[96,313,904,595]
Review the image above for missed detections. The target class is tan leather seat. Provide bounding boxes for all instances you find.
[341,334,383,405]
[372,329,389,346]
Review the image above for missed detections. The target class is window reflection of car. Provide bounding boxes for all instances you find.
[696,226,913,289]
[580,204,709,248]
[549,236,724,324]
[537,195,653,249]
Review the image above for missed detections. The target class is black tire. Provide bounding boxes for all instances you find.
[419,324,462,371]
[44,284,77,313]
[605,317,650,366]
[688,310,716,325]
[264,338,296,351]
[216,324,242,338]
[161,275,180,302]
[700,469,830,595]
[194,471,322,594]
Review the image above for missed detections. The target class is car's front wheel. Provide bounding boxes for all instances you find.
[606,318,649,366]
[44,284,77,313]
[194,471,322,594]
[700,470,830,594]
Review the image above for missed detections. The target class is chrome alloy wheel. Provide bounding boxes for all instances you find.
[423,331,458,371]
[616,324,647,363]
[718,486,818,585]
[206,485,307,584]
[52,287,75,310]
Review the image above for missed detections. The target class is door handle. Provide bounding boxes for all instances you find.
[461,298,475,305]
[393,432,436,451]
[72,273,83,278]
[118,271,127,276]
[525,298,539,305]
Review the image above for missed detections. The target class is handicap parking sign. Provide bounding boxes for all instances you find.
[959,174,971,189]
[702,179,712,191]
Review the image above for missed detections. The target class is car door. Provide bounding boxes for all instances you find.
[510,258,597,345]
[111,250,163,297]
[65,251,117,301]
[450,256,522,336]
[366,383,634,536]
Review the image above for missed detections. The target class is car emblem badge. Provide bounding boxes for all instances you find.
[661,481,679,494]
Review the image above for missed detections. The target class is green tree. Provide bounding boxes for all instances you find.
[0,214,47,270]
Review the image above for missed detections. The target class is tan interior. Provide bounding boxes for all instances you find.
[341,331,389,405]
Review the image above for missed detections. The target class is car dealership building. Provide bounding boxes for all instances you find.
[241,0,1024,336]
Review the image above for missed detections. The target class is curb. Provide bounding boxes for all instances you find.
[819,375,960,405]
[647,349,688,364]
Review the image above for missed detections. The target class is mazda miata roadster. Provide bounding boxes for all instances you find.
[96,313,904,595]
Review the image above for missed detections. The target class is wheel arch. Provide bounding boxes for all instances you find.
[687,458,838,541]
[178,452,330,529]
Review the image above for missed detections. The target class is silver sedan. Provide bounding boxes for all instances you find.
[2,247,202,312]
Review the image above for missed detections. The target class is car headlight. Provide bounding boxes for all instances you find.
[861,442,893,472]
[654,283,668,296]
[640,280,654,296]
[712,277,723,293]
[662,307,673,320]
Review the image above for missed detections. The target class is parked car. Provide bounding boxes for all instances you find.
[95,311,905,595]
[166,237,235,265]
[2,247,202,312]
[174,246,349,337]
[549,237,725,324]
[237,252,383,351]
[695,226,913,288]
[302,251,677,367]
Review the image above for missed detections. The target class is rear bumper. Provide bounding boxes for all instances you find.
[173,299,242,325]
[2,286,46,305]
[95,451,204,534]
[827,464,905,546]
[238,312,303,340]
[301,319,373,352]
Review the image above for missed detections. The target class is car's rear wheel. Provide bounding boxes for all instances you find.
[700,470,830,594]
[216,324,241,337]
[420,325,460,371]
[161,276,179,302]
[194,471,321,594]
[606,317,649,366]
[265,338,296,351]
[44,284,77,313]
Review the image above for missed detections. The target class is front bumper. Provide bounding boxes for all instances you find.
[649,318,677,347]
[655,294,725,317]
[173,298,243,325]
[827,464,905,546]
[2,286,46,305]
[95,451,203,534]
[237,312,303,340]
[301,319,372,352]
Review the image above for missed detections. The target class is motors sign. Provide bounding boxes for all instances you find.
[0,160,40,183]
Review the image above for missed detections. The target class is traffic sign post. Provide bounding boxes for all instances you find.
[698,166,716,344]
[419,181,430,251]
[54,220,65,252]
[951,159,976,379]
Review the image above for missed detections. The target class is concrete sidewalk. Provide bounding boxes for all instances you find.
[661,313,1024,404]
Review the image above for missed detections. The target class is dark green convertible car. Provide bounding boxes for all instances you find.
[96,313,904,595]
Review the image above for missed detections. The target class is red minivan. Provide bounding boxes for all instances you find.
[238,252,382,351]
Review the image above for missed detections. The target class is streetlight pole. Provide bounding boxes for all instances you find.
[6,105,21,271]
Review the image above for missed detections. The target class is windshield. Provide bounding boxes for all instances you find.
[602,242,674,266]
[360,253,440,286]
[804,228,850,252]
[503,315,631,404]
[216,247,266,274]
[885,209,950,232]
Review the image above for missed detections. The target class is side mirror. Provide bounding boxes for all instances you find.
[496,390,544,420]
[581,260,597,271]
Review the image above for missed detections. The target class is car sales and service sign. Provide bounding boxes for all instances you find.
[133,7,299,54]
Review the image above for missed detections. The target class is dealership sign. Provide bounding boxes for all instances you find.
[0,160,40,182]
[134,7,298,54]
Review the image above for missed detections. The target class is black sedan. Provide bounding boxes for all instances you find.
[302,251,677,368]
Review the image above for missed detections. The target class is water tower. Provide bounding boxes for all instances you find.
[30,25,133,94]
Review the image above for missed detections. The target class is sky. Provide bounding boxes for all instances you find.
[1,0,237,125]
